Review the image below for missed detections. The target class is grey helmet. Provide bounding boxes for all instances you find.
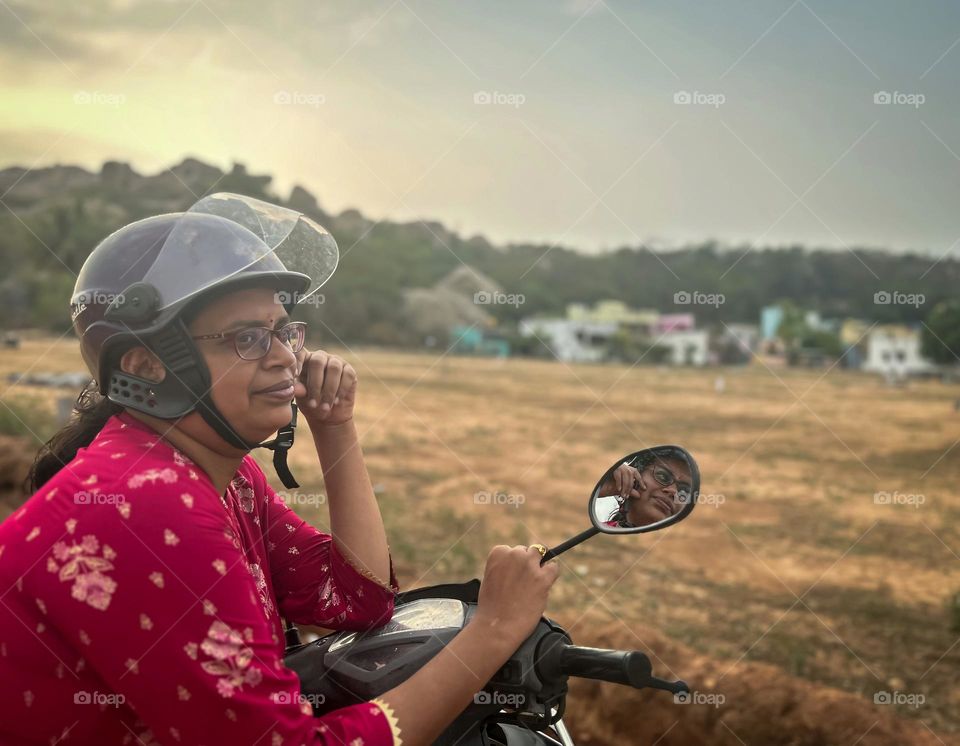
[71,192,339,486]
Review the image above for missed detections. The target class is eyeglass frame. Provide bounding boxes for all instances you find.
[635,462,693,495]
[190,321,308,360]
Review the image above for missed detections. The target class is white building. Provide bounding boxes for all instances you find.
[863,326,935,379]
[519,318,617,363]
[657,329,710,366]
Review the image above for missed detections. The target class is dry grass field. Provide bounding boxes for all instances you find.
[2,335,958,744]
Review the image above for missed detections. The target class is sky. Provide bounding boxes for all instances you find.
[0,0,958,257]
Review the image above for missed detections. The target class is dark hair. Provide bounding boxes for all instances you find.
[26,380,123,492]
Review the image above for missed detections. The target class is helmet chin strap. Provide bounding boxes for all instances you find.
[196,394,300,489]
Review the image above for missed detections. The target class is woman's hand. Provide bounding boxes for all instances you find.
[603,463,645,499]
[293,349,357,427]
[473,545,560,649]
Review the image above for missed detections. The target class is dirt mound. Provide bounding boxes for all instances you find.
[0,435,33,517]
[563,616,954,746]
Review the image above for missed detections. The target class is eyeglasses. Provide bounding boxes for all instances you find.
[191,321,307,361]
[643,463,692,496]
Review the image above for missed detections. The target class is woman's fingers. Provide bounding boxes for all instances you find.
[615,465,628,498]
[317,356,343,413]
[294,350,358,421]
[293,350,313,399]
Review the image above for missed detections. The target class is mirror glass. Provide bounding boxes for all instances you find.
[589,445,700,534]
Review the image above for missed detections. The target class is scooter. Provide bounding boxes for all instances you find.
[284,445,700,745]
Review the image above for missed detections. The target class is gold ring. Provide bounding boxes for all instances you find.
[530,544,547,558]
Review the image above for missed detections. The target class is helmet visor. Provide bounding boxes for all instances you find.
[141,192,338,310]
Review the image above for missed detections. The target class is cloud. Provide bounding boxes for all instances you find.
[561,0,604,17]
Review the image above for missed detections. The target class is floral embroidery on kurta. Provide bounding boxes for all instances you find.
[47,534,118,611]
[199,621,263,698]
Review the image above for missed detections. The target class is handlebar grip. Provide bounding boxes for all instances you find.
[560,645,653,688]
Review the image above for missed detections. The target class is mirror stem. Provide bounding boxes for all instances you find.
[541,527,601,564]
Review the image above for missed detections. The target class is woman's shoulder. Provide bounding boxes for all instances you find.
[24,413,219,520]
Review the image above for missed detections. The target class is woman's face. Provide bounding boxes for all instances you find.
[186,286,301,446]
[625,457,692,526]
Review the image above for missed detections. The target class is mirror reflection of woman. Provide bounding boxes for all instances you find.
[598,450,693,528]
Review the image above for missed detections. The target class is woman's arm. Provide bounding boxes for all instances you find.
[311,418,391,584]
[261,470,397,630]
[295,349,390,584]
[380,545,560,745]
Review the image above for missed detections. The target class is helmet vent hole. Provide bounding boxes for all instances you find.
[147,399,157,409]
[131,383,141,392]
[121,390,130,398]
[133,394,143,403]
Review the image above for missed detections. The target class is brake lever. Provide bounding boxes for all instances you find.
[621,650,689,694]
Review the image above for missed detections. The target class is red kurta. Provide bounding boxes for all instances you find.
[0,411,402,745]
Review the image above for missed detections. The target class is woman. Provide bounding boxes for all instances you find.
[597,449,692,528]
[0,195,558,745]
